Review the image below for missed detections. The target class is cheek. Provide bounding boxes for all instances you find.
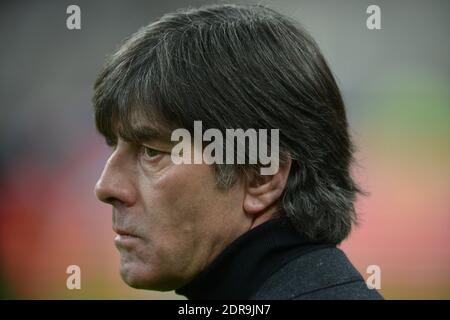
[149,164,218,218]
[134,163,244,276]
[137,164,218,254]
[128,165,220,282]
[151,163,244,227]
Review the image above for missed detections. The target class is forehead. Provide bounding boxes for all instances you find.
[102,103,175,145]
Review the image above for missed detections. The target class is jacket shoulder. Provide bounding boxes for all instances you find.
[251,247,383,300]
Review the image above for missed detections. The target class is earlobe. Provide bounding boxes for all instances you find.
[243,157,292,216]
[243,186,283,214]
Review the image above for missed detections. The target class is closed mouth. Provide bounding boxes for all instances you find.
[113,227,140,238]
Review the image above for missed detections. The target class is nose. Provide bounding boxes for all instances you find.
[94,150,137,207]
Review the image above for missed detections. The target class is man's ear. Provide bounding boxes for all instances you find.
[243,156,292,216]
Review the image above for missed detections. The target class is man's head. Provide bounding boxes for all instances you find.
[93,4,361,291]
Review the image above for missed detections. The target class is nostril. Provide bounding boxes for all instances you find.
[103,196,118,205]
[95,181,123,206]
[95,186,114,204]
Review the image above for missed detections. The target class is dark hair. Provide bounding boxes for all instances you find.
[93,4,363,244]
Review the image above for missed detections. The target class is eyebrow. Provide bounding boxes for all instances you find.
[120,123,171,144]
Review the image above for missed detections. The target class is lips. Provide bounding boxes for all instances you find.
[114,228,141,248]
[113,227,140,238]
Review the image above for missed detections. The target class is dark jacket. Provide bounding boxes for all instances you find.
[176,218,383,300]
[251,247,382,299]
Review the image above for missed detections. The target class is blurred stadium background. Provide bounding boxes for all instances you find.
[0,0,448,299]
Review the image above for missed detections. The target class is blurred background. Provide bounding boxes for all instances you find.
[0,0,448,299]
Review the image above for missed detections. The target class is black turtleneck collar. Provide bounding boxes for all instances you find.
[175,217,335,300]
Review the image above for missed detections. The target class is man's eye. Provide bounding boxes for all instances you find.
[105,137,117,148]
[141,146,162,160]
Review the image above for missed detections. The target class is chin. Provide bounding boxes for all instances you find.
[119,262,182,292]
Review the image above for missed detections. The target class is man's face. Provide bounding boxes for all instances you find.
[94,137,250,291]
